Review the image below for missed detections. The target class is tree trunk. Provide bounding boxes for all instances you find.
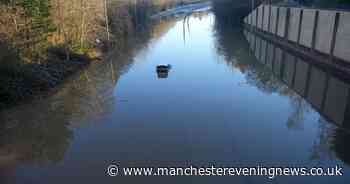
[104,0,110,42]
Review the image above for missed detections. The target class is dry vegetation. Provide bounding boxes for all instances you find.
[0,0,195,108]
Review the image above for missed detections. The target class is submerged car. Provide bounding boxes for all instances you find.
[156,64,172,78]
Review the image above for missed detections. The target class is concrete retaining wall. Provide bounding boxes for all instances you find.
[269,6,278,34]
[299,9,317,48]
[288,8,302,43]
[258,5,264,29]
[263,5,270,32]
[252,9,257,27]
[334,12,350,62]
[277,7,288,38]
[244,5,350,64]
[315,10,337,54]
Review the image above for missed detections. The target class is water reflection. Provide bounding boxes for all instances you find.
[243,28,350,166]
[332,128,350,165]
[214,19,288,95]
[244,30,350,128]
[0,11,350,184]
[0,18,179,182]
[214,16,350,173]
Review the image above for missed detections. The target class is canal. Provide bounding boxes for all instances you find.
[0,9,349,184]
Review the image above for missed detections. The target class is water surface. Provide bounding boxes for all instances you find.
[0,11,349,184]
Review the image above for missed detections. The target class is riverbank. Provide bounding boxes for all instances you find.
[0,1,203,110]
[0,45,94,109]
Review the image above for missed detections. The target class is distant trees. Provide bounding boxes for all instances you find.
[0,0,193,62]
[0,0,54,61]
[0,0,193,107]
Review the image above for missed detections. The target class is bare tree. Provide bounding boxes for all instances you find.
[104,0,110,42]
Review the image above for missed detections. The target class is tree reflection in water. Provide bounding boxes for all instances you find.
[0,17,178,180]
[0,7,349,183]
